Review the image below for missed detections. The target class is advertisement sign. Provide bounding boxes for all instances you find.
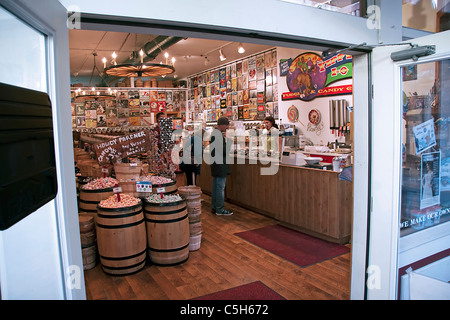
[281,52,352,101]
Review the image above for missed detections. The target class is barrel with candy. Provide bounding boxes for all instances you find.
[78,178,118,218]
[144,194,189,265]
[96,194,147,276]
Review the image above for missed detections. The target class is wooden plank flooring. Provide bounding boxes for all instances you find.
[83,194,351,300]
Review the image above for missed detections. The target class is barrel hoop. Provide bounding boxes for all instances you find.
[145,213,188,224]
[78,198,100,204]
[99,249,146,261]
[148,243,189,253]
[80,187,113,193]
[143,206,186,215]
[97,209,143,219]
[79,208,98,213]
[97,201,142,212]
[96,218,145,229]
[101,258,146,271]
[149,256,189,267]
[101,264,146,277]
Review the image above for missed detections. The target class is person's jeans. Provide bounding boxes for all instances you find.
[211,176,227,213]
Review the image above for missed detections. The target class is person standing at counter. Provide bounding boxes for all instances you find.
[180,128,204,185]
[209,117,233,216]
[263,116,279,153]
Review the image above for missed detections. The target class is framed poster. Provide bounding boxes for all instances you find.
[420,151,441,209]
[413,118,436,155]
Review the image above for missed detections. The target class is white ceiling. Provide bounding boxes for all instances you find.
[69,30,274,85]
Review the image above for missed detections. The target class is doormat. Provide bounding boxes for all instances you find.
[235,224,350,267]
[192,281,285,300]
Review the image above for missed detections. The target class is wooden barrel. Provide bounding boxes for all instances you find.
[92,164,113,178]
[119,180,152,199]
[78,159,97,177]
[79,187,114,217]
[96,201,147,276]
[114,163,142,180]
[79,213,97,270]
[151,180,177,195]
[178,186,202,213]
[178,186,203,245]
[74,148,91,161]
[144,198,189,265]
[189,233,202,251]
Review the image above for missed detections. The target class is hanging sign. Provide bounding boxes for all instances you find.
[94,129,152,165]
[281,52,352,101]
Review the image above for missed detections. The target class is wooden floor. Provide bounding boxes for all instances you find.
[84,194,351,300]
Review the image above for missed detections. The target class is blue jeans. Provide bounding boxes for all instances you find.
[211,176,227,213]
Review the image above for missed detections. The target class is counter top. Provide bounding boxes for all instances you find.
[196,158,353,244]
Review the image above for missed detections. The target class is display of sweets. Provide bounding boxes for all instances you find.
[159,118,174,153]
[81,177,119,190]
[99,193,141,208]
[146,193,183,204]
[138,175,173,185]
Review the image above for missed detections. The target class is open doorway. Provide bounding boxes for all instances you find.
[69,18,362,300]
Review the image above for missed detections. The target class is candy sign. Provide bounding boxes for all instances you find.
[94,130,152,165]
[282,52,352,101]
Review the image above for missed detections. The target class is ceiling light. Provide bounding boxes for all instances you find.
[219,48,227,61]
[75,52,115,101]
[238,43,245,54]
[104,48,176,78]
[204,56,209,66]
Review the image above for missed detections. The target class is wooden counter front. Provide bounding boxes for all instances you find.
[196,159,353,244]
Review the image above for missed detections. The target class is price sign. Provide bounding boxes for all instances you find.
[136,181,152,192]
[156,187,166,194]
[113,186,122,193]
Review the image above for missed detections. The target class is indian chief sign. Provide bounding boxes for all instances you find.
[281,52,352,101]
[93,130,152,165]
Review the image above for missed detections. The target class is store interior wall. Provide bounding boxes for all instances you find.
[277,47,352,146]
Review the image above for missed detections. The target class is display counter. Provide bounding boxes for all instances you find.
[196,156,353,244]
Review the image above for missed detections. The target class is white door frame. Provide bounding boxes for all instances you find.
[0,0,85,299]
[368,30,450,299]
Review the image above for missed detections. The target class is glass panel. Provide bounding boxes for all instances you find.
[402,0,450,33]
[401,58,450,236]
[0,5,47,92]
[279,0,367,17]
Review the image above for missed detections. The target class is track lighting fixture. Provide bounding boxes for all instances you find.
[219,48,227,61]
[238,43,245,54]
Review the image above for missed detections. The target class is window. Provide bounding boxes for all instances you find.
[0,5,47,92]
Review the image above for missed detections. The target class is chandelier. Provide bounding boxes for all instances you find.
[74,52,116,100]
[104,62,175,78]
[104,47,176,78]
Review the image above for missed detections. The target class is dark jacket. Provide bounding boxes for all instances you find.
[209,128,231,177]
[179,134,202,175]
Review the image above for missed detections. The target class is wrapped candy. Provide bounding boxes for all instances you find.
[138,175,173,185]
[99,193,141,208]
[82,177,119,190]
[146,194,183,204]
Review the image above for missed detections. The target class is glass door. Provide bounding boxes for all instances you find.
[398,56,450,300]
[368,30,450,300]
[400,59,450,236]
